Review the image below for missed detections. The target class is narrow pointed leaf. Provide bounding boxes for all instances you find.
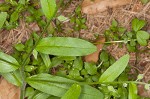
[40,0,57,20]
[36,37,97,56]
[40,53,51,68]
[61,84,81,99]
[32,92,50,99]
[0,52,20,73]
[26,73,104,99]
[99,54,130,82]
[128,83,137,99]
[0,12,7,29]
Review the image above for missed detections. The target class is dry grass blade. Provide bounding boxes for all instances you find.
[82,0,131,14]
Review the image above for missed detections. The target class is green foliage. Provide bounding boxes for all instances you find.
[128,83,138,99]
[136,31,149,46]
[0,12,7,29]
[40,0,56,20]
[132,18,146,32]
[26,73,104,99]
[105,18,150,52]
[36,37,97,56]
[1,70,22,86]
[61,84,81,99]
[99,54,130,82]
[70,6,87,31]
[0,52,20,73]
[84,62,97,75]
[0,1,149,99]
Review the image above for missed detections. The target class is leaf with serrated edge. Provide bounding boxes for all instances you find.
[26,73,104,99]
[99,54,129,82]
[36,37,97,56]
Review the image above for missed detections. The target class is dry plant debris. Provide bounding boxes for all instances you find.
[82,0,131,14]
[84,36,105,63]
[0,77,20,99]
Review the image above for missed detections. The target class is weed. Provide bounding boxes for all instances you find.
[0,0,150,99]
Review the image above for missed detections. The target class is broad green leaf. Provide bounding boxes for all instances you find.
[50,57,63,67]
[136,31,149,46]
[26,73,104,99]
[99,54,129,82]
[137,31,149,40]
[127,44,136,52]
[61,84,81,99]
[84,62,97,75]
[0,52,20,73]
[40,0,57,20]
[132,18,146,32]
[40,53,51,68]
[69,68,80,78]
[100,51,109,62]
[10,11,19,23]
[0,12,7,29]
[1,70,22,86]
[128,83,137,99]
[25,87,35,97]
[118,87,128,99]
[73,57,83,70]
[14,43,25,51]
[36,37,97,56]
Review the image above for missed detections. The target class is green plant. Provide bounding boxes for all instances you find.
[0,0,150,99]
[70,5,87,31]
[140,0,150,4]
[104,18,150,52]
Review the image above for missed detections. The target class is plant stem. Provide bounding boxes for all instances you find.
[20,20,51,99]
[94,39,137,45]
[35,80,148,86]
[80,81,148,85]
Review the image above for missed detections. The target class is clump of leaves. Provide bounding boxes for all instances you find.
[70,5,87,31]
[123,18,149,52]
[104,18,150,52]
[104,19,126,41]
